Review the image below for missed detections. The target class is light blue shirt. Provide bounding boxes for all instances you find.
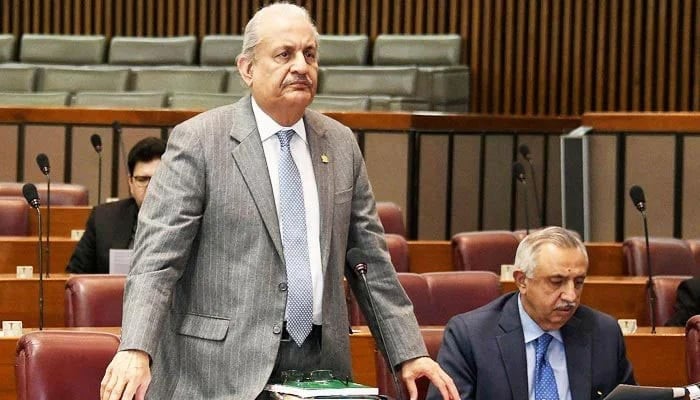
[518,294,572,400]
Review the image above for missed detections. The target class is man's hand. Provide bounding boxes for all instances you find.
[100,350,152,400]
[400,356,459,400]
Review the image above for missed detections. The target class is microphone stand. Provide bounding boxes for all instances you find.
[31,206,44,330]
[523,157,542,226]
[641,209,657,334]
[354,263,404,400]
[97,150,103,204]
[45,178,50,277]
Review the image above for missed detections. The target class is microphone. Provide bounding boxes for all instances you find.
[35,154,51,278]
[513,162,531,235]
[22,183,44,331]
[629,185,656,334]
[347,248,403,400]
[91,134,104,204]
[518,144,543,226]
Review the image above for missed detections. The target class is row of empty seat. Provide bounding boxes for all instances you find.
[0,33,469,111]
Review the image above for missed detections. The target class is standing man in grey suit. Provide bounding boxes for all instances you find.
[427,227,635,400]
[100,3,458,400]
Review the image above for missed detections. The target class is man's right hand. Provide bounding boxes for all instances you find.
[100,349,152,400]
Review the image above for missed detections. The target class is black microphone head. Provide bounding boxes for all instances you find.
[518,144,531,160]
[22,183,40,209]
[347,248,368,276]
[629,185,646,212]
[35,153,50,175]
[90,134,103,153]
[512,162,526,183]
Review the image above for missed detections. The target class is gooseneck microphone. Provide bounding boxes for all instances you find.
[518,144,543,226]
[22,183,44,331]
[347,248,403,400]
[513,162,531,235]
[629,185,656,334]
[91,134,103,204]
[35,153,51,277]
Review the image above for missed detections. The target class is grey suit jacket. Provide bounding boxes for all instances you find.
[426,292,635,400]
[119,96,427,399]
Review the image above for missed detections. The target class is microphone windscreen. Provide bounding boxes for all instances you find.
[347,248,365,269]
[512,162,526,182]
[36,153,50,175]
[518,144,531,159]
[22,183,40,208]
[629,185,646,210]
[90,134,103,153]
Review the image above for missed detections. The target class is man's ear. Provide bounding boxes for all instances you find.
[237,56,254,87]
[513,270,527,291]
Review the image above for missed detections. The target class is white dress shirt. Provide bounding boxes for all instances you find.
[251,98,324,325]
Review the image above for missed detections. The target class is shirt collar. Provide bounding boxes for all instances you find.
[517,293,563,344]
[251,97,307,144]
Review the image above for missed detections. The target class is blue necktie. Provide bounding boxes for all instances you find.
[277,129,313,346]
[534,333,559,400]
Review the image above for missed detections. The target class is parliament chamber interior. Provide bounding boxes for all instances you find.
[0,0,699,399]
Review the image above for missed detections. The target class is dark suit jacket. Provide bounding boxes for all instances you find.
[65,198,138,274]
[666,277,700,326]
[427,292,635,400]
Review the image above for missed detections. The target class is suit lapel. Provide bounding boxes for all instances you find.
[496,295,529,400]
[562,314,592,400]
[230,97,283,259]
[304,112,333,272]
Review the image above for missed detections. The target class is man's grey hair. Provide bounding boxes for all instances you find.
[514,226,588,278]
[236,2,320,65]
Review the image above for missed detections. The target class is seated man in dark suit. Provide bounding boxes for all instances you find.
[66,137,166,273]
[427,226,635,400]
[666,277,700,326]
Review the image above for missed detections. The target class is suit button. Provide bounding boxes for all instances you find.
[273,325,282,334]
[279,282,288,291]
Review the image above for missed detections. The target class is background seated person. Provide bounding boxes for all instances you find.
[427,226,635,400]
[66,137,166,273]
[666,277,700,326]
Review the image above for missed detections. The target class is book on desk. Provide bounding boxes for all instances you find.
[265,379,379,398]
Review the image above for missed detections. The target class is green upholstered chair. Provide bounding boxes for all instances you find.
[108,36,197,65]
[19,34,106,65]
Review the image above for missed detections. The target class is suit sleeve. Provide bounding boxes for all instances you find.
[615,327,636,385]
[426,318,476,400]
[118,124,206,357]
[66,207,98,273]
[666,278,700,327]
[342,131,428,368]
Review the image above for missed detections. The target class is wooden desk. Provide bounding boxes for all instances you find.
[586,242,625,276]
[502,276,649,321]
[0,237,77,275]
[0,274,69,328]
[27,206,91,237]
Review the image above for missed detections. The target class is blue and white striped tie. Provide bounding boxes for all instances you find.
[277,129,313,346]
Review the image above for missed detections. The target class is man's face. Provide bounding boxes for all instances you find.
[128,158,161,207]
[238,12,318,122]
[514,244,588,331]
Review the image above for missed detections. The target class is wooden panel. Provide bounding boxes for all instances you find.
[0,274,68,328]
[0,237,77,275]
[27,206,91,237]
[407,240,452,273]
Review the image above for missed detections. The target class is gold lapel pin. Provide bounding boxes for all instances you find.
[321,154,329,163]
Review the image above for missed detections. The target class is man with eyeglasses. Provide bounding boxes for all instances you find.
[66,136,166,274]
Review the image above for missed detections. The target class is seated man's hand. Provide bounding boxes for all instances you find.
[101,350,151,400]
[400,356,459,400]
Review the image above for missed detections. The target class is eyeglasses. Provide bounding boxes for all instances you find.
[281,369,350,386]
[130,175,152,188]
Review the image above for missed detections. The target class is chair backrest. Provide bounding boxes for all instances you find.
[20,34,106,64]
[0,34,16,62]
[109,36,197,65]
[37,66,130,93]
[0,92,69,106]
[72,91,167,108]
[373,34,462,66]
[64,274,126,327]
[385,233,409,272]
[131,67,227,94]
[309,95,370,111]
[423,271,501,325]
[226,69,249,95]
[0,182,88,205]
[451,230,520,273]
[15,331,120,400]
[375,328,443,400]
[0,65,37,92]
[318,35,369,65]
[651,275,692,326]
[200,35,243,66]
[0,196,29,235]
[318,66,419,97]
[686,239,700,269]
[687,315,700,382]
[623,237,697,276]
[376,201,406,237]
[397,273,432,325]
[169,92,240,109]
